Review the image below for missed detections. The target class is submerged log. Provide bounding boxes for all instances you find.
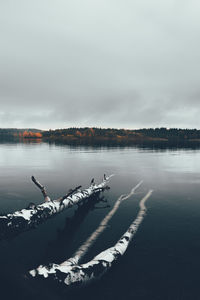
[43,193,110,264]
[72,180,143,264]
[0,175,113,239]
[29,189,153,288]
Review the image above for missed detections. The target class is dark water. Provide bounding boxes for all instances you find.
[0,141,200,300]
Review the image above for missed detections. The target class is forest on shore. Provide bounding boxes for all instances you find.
[1,127,200,145]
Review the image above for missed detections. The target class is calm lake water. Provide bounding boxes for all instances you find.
[0,141,200,300]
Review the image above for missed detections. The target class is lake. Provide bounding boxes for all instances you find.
[0,141,200,300]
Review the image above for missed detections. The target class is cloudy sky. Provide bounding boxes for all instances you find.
[0,0,200,129]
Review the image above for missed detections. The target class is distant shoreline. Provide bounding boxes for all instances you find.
[1,127,200,146]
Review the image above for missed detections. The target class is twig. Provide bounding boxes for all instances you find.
[31,176,50,202]
[57,186,82,205]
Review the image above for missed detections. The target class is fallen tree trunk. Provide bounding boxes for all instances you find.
[43,193,110,264]
[71,180,143,264]
[29,189,153,288]
[0,175,113,239]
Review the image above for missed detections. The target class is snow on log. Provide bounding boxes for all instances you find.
[0,174,113,239]
[29,189,153,288]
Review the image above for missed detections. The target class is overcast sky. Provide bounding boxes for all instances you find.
[0,0,200,129]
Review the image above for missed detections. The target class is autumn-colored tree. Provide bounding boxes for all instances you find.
[34,132,42,138]
[23,131,29,137]
[90,128,95,136]
[22,131,42,138]
[75,130,82,137]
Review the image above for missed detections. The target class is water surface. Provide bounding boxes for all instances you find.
[0,142,200,300]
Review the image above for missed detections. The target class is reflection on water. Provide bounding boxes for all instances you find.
[0,141,200,299]
[0,189,109,242]
[35,193,109,266]
[2,136,200,150]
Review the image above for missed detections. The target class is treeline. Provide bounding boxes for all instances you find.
[42,127,142,141]
[42,127,200,143]
[0,128,42,139]
[1,127,200,144]
[19,131,42,138]
[136,128,200,141]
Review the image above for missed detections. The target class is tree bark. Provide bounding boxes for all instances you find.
[72,180,143,264]
[29,189,153,288]
[0,175,113,239]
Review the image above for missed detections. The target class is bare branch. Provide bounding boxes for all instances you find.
[31,176,50,202]
[0,174,112,240]
[90,178,95,186]
[57,185,82,205]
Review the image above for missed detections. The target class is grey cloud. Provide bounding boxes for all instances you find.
[0,0,200,129]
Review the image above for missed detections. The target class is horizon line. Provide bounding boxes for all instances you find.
[1,126,200,131]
